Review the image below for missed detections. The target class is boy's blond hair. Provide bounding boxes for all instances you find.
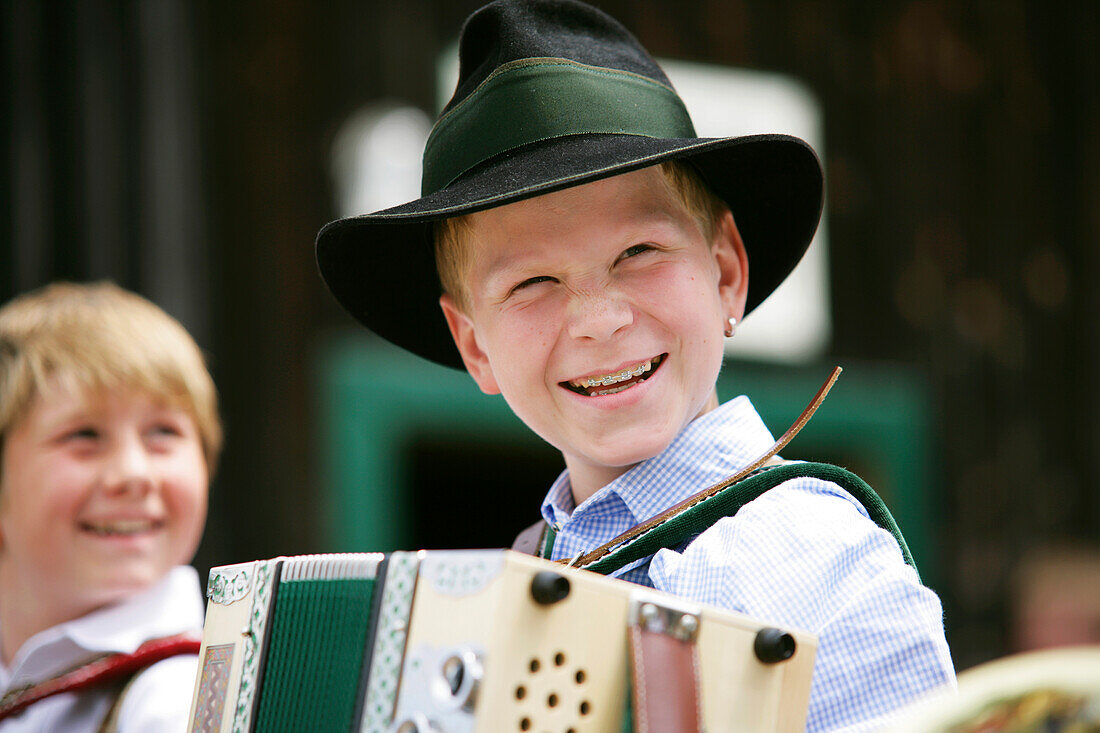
[0,281,222,474]
[434,160,730,312]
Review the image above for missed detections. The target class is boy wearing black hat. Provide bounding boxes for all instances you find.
[317,0,955,729]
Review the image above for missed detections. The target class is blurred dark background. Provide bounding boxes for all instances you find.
[3,0,1097,672]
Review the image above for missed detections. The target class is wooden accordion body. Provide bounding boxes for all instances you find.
[187,550,817,733]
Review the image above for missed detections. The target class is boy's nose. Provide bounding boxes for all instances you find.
[566,289,634,341]
[103,439,154,496]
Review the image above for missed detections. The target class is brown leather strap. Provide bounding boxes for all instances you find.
[629,616,702,733]
[0,633,201,722]
[511,518,548,556]
[563,366,843,569]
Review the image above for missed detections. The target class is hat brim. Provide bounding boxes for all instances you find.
[316,132,823,369]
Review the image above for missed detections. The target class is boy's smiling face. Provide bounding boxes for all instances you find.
[441,167,748,501]
[0,382,208,627]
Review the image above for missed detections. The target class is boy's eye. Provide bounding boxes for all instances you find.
[511,275,556,293]
[619,243,655,261]
[146,421,186,443]
[66,427,100,441]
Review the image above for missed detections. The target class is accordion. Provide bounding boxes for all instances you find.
[187,550,816,733]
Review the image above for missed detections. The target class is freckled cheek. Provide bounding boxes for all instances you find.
[497,306,560,352]
[504,334,556,387]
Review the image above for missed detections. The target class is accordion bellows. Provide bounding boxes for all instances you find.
[188,550,817,733]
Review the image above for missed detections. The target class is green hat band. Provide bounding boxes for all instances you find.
[422,58,697,195]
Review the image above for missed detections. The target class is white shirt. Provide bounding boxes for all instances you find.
[542,396,956,732]
[0,566,204,733]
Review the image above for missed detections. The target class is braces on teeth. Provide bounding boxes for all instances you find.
[584,361,651,388]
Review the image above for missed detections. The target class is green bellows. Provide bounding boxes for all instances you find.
[253,577,376,732]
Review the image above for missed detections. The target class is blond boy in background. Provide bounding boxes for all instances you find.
[0,282,221,731]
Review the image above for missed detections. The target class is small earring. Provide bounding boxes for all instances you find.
[725,316,737,338]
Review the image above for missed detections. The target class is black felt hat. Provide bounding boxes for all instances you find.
[316,0,823,369]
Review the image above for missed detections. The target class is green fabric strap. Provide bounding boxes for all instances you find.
[422,58,696,194]
[541,523,557,560]
[581,462,919,582]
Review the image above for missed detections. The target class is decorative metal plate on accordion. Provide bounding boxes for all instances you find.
[188,550,817,733]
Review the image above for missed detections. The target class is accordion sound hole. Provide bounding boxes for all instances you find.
[512,650,593,730]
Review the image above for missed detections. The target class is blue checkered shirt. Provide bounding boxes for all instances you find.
[540,396,956,732]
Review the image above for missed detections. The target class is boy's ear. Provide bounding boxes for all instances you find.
[439,294,502,395]
[712,209,750,322]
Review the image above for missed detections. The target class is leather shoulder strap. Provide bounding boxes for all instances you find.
[515,369,906,582]
[565,367,844,570]
[0,633,200,723]
[512,518,549,557]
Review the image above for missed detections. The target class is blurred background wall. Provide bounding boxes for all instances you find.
[2,0,1097,672]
